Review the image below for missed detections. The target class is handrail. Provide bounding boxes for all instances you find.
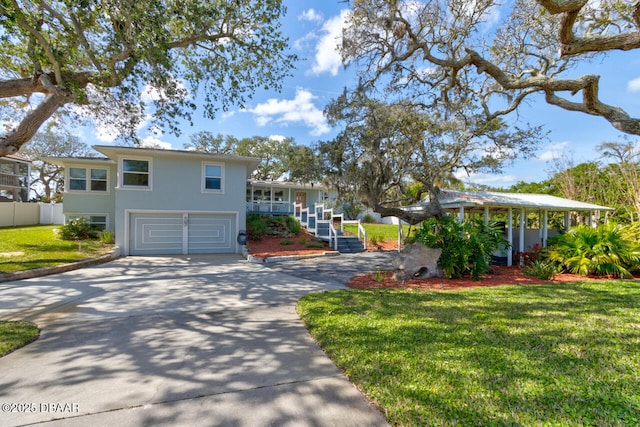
[343,219,367,250]
[328,221,338,250]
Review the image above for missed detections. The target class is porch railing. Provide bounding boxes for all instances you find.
[246,201,292,214]
[0,173,22,188]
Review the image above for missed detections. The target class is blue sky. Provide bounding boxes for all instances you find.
[89,0,640,188]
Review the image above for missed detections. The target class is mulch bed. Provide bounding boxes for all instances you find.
[347,266,634,290]
[247,230,336,259]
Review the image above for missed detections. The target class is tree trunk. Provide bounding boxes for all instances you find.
[0,93,64,157]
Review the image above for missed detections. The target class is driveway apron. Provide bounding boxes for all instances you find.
[0,255,388,426]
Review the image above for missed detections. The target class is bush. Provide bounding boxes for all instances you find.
[280,239,294,246]
[98,230,115,244]
[60,218,98,240]
[522,260,558,280]
[305,241,324,249]
[362,213,376,223]
[285,215,301,235]
[414,216,509,280]
[369,233,384,247]
[247,214,269,240]
[547,223,640,278]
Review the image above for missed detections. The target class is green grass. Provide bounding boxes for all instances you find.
[0,320,40,357]
[0,225,113,274]
[344,222,413,242]
[297,282,640,426]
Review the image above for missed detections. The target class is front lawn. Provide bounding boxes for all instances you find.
[297,282,640,426]
[0,225,113,274]
[344,222,413,242]
[0,320,40,357]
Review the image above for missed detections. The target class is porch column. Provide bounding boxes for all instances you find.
[564,211,570,230]
[519,208,525,262]
[542,210,548,247]
[458,205,464,222]
[484,207,489,224]
[507,208,513,267]
[288,188,292,213]
[588,210,593,227]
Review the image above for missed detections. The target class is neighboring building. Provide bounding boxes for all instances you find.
[411,189,614,266]
[46,146,261,256]
[0,154,31,202]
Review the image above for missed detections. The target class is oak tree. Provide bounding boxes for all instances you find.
[343,0,640,136]
[0,0,296,156]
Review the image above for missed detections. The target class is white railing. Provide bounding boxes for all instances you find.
[247,201,292,213]
[329,221,338,250]
[343,219,367,250]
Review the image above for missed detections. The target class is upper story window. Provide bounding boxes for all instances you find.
[202,162,224,193]
[121,158,151,189]
[68,167,109,192]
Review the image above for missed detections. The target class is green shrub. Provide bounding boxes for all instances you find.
[362,213,376,223]
[522,260,558,280]
[305,241,324,249]
[547,223,640,278]
[280,239,294,246]
[414,216,509,280]
[299,236,308,244]
[369,233,384,246]
[98,230,115,244]
[60,218,97,240]
[285,215,301,235]
[247,214,269,240]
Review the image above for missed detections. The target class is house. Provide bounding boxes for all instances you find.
[0,154,31,202]
[46,145,262,256]
[45,146,332,256]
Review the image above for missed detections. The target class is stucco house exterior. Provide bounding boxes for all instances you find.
[46,145,263,256]
[46,145,332,256]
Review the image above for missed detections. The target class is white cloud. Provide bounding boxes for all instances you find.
[93,123,120,143]
[268,134,287,142]
[310,10,350,76]
[455,170,520,187]
[627,76,640,92]
[299,8,323,22]
[538,141,570,162]
[139,136,172,150]
[249,88,330,136]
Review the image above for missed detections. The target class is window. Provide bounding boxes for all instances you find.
[69,168,87,190]
[121,158,151,189]
[202,162,224,193]
[91,169,107,191]
[68,167,108,192]
[66,214,108,231]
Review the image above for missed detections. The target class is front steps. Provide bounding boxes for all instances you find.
[296,204,366,254]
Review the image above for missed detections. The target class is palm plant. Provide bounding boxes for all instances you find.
[547,223,640,278]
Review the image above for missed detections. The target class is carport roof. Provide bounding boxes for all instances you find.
[424,190,614,212]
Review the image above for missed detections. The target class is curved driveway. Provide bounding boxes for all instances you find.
[0,254,389,426]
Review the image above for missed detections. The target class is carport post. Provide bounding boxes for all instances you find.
[507,208,513,267]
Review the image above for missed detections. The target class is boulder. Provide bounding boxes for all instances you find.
[393,243,443,279]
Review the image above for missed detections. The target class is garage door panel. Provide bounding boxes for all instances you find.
[188,214,235,254]
[130,214,183,255]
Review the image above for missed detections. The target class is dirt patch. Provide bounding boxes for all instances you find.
[0,252,25,258]
[348,266,630,290]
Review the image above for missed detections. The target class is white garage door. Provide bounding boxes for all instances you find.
[129,212,236,255]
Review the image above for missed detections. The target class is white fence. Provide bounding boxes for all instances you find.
[0,202,64,227]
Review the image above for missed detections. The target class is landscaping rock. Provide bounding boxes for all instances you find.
[392,243,443,279]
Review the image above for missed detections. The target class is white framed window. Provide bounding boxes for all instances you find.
[66,214,109,231]
[67,167,109,193]
[202,162,224,193]
[120,157,152,190]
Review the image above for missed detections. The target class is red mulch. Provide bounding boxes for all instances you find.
[247,230,336,258]
[348,266,635,290]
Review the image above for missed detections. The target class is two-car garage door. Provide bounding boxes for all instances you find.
[129,212,236,255]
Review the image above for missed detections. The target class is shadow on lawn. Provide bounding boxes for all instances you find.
[303,283,640,425]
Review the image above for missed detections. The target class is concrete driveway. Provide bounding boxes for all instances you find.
[0,255,389,426]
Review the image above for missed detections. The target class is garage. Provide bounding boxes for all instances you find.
[128,212,236,255]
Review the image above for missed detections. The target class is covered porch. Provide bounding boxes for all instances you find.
[246,180,331,215]
[415,190,614,266]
